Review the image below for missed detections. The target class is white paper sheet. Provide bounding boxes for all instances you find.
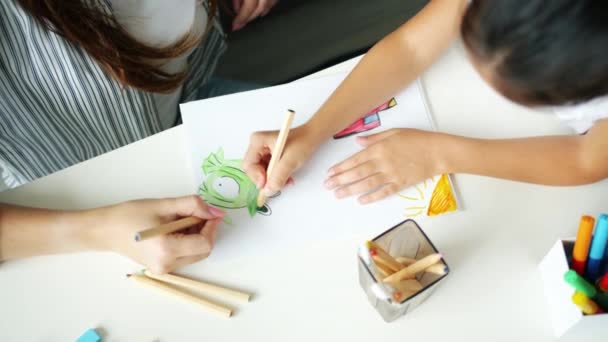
[181,73,454,261]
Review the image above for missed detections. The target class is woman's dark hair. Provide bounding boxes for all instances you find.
[17,0,219,93]
[461,0,608,106]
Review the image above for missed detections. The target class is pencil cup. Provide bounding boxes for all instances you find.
[357,219,449,322]
[539,239,607,339]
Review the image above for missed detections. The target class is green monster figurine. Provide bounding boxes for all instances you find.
[199,148,271,217]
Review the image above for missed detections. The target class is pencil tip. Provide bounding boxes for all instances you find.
[126,274,132,278]
[134,234,141,242]
[288,109,295,113]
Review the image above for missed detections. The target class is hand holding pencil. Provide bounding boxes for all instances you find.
[243,110,323,201]
[102,195,224,274]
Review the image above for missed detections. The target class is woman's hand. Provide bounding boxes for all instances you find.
[324,129,444,204]
[242,124,322,196]
[232,0,279,31]
[98,195,224,274]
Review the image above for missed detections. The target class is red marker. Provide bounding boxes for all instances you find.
[599,273,608,292]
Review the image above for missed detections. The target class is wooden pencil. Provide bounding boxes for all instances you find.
[366,241,403,272]
[256,109,295,207]
[383,254,443,283]
[395,256,417,266]
[134,217,203,242]
[128,273,232,318]
[144,270,251,303]
[374,261,393,279]
[424,263,448,276]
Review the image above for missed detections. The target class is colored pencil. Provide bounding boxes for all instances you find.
[366,241,403,272]
[144,270,251,303]
[395,256,417,266]
[128,273,232,318]
[256,110,295,207]
[383,254,443,283]
[134,217,203,242]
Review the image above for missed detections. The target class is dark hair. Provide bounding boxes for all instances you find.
[17,0,218,93]
[461,0,608,106]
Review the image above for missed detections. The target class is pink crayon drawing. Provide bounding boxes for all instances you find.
[333,98,397,139]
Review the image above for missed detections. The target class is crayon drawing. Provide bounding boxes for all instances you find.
[398,174,458,217]
[334,98,397,139]
[199,148,273,220]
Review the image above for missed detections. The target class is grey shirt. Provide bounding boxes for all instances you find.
[0,0,226,190]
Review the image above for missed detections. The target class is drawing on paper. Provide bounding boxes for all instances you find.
[398,174,458,217]
[333,98,397,139]
[199,148,273,218]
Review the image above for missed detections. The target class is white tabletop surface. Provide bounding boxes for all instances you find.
[1,42,606,342]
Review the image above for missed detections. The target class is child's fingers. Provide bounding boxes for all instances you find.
[334,173,386,199]
[324,161,378,190]
[327,150,370,177]
[358,183,400,204]
[264,157,298,194]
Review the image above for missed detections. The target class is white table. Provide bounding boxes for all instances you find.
[1,43,605,342]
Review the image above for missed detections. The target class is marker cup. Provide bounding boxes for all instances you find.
[357,219,449,322]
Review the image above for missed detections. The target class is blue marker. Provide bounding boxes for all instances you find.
[586,214,608,281]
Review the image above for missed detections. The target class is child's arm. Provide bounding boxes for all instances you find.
[243,0,469,192]
[440,120,608,185]
[325,121,608,203]
[306,0,469,141]
[0,196,222,273]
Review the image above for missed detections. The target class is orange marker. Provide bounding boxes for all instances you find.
[572,215,595,275]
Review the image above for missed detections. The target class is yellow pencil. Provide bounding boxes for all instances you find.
[383,254,443,283]
[256,110,295,207]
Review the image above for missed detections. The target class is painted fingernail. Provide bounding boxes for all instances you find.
[209,206,225,217]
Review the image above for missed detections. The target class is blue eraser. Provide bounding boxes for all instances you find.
[76,329,101,342]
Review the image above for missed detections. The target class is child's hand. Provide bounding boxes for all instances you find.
[98,196,224,274]
[324,129,443,204]
[232,0,278,31]
[242,124,321,196]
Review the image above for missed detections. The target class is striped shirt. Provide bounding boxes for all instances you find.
[0,0,226,189]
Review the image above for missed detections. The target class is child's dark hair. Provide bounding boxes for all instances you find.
[461,0,608,106]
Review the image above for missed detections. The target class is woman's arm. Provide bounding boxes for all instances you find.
[243,0,470,191]
[0,196,224,273]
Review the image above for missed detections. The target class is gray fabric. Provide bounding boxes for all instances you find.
[0,0,226,188]
[216,0,429,84]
